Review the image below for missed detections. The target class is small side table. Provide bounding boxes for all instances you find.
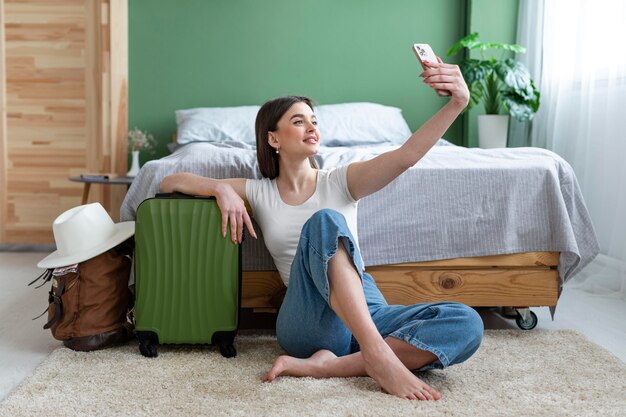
[69,175,134,205]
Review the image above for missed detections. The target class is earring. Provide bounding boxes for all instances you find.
[275,149,279,154]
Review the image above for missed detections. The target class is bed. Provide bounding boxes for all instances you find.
[121,103,599,329]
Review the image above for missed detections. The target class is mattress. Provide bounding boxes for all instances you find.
[120,141,599,286]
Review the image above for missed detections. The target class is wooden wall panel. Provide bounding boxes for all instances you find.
[107,0,128,217]
[4,0,91,243]
[0,0,127,244]
[0,0,7,243]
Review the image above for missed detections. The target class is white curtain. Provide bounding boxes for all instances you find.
[520,0,626,300]
[508,0,544,148]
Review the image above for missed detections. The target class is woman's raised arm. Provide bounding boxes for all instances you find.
[160,173,256,243]
[347,58,469,201]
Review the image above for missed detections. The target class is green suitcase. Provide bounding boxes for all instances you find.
[134,193,241,358]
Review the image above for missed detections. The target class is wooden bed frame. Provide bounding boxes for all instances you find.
[242,252,560,316]
[170,136,560,327]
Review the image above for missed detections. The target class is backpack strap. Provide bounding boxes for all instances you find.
[30,270,54,320]
[31,306,49,321]
[28,269,53,289]
[43,278,65,330]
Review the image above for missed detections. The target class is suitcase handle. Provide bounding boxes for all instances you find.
[148,192,245,242]
[154,192,215,200]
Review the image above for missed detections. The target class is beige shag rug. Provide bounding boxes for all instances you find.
[1,330,625,417]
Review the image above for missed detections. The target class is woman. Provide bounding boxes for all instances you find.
[160,58,483,401]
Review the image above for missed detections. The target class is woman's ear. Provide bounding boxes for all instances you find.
[268,132,279,148]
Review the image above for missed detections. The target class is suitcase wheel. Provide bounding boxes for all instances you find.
[218,343,236,358]
[212,331,237,358]
[139,341,158,358]
[137,331,159,358]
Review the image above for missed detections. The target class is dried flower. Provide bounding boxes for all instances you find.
[128,128,157,153]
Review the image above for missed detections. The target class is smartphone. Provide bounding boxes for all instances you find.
[412,43,450,96]
[412,43,438,70]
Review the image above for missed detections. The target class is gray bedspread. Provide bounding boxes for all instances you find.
[120,141,599,285]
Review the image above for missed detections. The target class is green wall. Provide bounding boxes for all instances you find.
[129,0,519,160]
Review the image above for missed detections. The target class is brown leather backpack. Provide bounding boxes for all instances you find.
[31,239,134,351]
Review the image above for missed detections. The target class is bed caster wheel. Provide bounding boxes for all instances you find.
[515,310,538,330]
[218,343,237,358]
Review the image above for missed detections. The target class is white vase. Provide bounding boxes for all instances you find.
[478,115,509,149]
[127,150,141,177]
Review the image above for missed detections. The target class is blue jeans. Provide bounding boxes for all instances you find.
[276,209,484,371]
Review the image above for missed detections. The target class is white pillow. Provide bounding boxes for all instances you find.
[175,102,412,148]
[314,102,412,147]
[176,106,260,146]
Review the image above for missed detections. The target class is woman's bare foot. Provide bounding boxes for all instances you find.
[362,341,441,401]
[263,349,337,382]
[263,346,441,401]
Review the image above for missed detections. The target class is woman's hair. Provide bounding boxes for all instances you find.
[255,95,318,179]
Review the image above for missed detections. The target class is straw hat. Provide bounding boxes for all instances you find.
[37,203,135,269]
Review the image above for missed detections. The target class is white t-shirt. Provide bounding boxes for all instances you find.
[245,165,359,286]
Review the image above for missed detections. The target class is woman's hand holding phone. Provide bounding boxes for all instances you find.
[413,43,470,107]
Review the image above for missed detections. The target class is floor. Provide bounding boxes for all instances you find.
[1,251,625,402]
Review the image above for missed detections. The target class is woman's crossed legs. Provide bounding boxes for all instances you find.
[268,210,483,401]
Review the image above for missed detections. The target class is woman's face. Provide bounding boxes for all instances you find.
[270,101,320,157]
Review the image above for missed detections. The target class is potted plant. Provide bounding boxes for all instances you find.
[127,128,157,177]
[447,32,540,148]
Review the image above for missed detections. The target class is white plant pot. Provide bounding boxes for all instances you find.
[126,150,141,177]
[478,115,509,149]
